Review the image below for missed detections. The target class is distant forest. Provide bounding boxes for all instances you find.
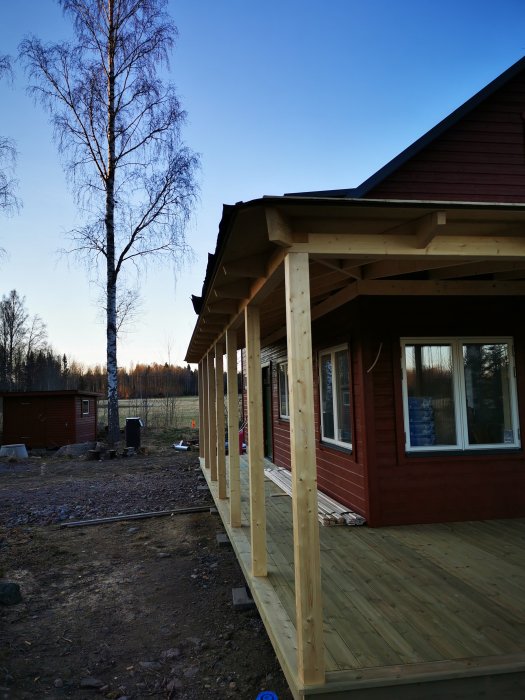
[0,290,198,396]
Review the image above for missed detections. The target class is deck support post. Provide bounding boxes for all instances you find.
[198,359,204,460]
[207,349,217,481]
[201,355,209,469]
[285,251,325,686]
[245,304,267,577]
[226,328,241,526]
[215,340,227,498]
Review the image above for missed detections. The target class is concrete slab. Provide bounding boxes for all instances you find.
[216,532,230,547]
[232,586,255,611]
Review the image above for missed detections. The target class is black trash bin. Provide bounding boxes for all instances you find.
[125,417,143,448]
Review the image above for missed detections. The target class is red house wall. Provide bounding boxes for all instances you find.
[258,296,525,527]
[366,72,525,202]
[358,296,525,526]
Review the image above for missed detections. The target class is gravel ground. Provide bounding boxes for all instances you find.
[0,442,293,700]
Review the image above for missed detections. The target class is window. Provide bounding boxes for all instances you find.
[81,399,90,416]
[401,338,520,451]
[278,363,289,419]
[319,345,352,448]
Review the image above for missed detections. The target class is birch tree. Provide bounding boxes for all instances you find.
[0,55,19,216]
[21,0,199,444]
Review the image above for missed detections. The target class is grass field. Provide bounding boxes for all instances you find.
[97,396,200,431]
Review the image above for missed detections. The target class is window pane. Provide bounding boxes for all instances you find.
[321,354,334,439]
[335,350,351,444]
[463,343,514,445]
[278,364,288,417]
[405,345,456,446]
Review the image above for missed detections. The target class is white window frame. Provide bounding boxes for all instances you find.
[401,337,521,452]
[278,362,289,419]
[319,344,352,449]
[81,399,90,416]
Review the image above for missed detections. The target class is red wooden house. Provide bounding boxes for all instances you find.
[188,55,525,528]
[186,57,525,698]
[1,390,101,449]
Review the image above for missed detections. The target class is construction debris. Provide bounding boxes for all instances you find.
[264,466,366,527]
[60,505,211,528]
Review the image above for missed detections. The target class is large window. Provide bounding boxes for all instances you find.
[319,345,352,448]
[401,338,520,451]
[278,362,289,419]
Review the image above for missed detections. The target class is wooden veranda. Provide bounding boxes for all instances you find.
[187,197,525,696]
[201,456,525,699]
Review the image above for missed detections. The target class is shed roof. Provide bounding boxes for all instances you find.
[0,390,102,399]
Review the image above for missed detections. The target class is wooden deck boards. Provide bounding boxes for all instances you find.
[201,457,525,699]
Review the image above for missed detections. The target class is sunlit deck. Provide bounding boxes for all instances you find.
[201,457,525,699]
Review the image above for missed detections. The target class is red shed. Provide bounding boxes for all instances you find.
[0,390,101,449]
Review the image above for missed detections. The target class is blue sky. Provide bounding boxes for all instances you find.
[0,1,524,369]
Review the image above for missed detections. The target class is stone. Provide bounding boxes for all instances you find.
[232,586,255,611]
[80,677,105,688]
[216,532,230,547]
[166,678,183,692]
[139,661,162,671]
[0,582,22,606]
[53,678,64,688]
[160,648,181,660]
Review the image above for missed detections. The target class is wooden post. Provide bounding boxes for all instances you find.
[215,340,227,499]
[198,360,204,460]
[285,251,325,686]
[201,355,209,469]
[207,349,217,481]
[226,328,241,526]
[245,305,267,577]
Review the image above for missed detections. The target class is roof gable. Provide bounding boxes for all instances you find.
[287,56,525,203]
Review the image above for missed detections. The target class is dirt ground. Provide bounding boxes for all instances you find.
[0,439,293,700]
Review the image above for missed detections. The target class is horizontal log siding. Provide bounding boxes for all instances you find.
[261,344,290,469]
[360,296,525,526]
[366,72,525,202]
[259,311,370,520]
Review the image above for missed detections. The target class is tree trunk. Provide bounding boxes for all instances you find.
[106,0,119,446]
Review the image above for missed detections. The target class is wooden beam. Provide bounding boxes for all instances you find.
[213,280,252,299]
[284,251,325,686]
[266,207,293,247]
[223,255,268,278]
[312,257,363,280]
[310,282,359,321]
[198,360,204,460]
[361,258,468,280]
[429,260,525,280]
[415,210,447,248]
[226,328,241,527]
[215,341,227,499]
[244,305,267,577]
[289,234,525,259]
[207,350,217,481]
[200,357,208,466]
[206,300,239,315]
[357,279,525,296]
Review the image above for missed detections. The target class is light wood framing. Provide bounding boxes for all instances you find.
[226,328,241,527]
[285,252,325,685]
[207,350,217,481]
[201,355,209,469]
[244,304,268,577]
[215,340,227,499]
[186,197,525,697]
[200,457,525,700]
